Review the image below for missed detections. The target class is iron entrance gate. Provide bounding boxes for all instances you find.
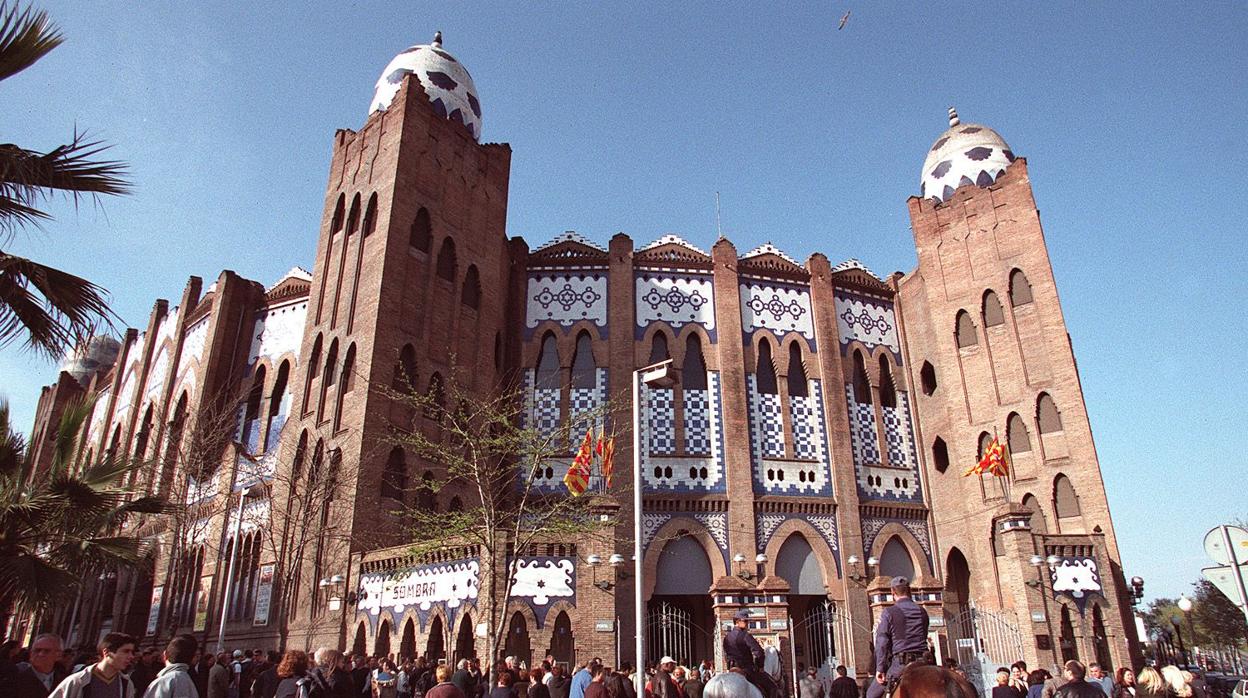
[792,600,858,676]
[946,604,1024,697]
[648,601,713,667]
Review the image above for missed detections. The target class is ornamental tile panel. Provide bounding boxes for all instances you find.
[740,282,816,343]
[834,291,900,355]
[634,273,715,340]
[525,273,607,337]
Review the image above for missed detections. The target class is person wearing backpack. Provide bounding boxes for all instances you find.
[274,651,308,698]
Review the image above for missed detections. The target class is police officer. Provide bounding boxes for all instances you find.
[723,609,778,698]
[866,576,930,698]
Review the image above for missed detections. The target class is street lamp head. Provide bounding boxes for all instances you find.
[755,553,768,564]
[318,578,331,588]
[586,554,602,567]
[847,555,859,565]
[609,554,625,567]
[329,574,345,585]
[866,556,879,567]
[1131,576,1144,587]
[732,553,747,564]
[1029,555,1044,567]
[1045,555,1061,566]
[1178,597,1193,612]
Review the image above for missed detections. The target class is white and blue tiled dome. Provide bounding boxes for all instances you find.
[921,108,1015,203]
[370,32,482,141]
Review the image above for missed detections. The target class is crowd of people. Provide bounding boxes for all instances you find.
[0,628,1225,698]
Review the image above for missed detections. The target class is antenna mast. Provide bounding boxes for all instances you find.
[715,191,723,238]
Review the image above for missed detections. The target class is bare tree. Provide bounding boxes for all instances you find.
[387,369,623,667]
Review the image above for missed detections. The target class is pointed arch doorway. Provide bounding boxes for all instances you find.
[505,612,532,667]
[455,613,475,664]
[426,615,445,663]
[400,618,416,661]
[647,534,715,667]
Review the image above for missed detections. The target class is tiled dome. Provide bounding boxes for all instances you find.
[369,32,482,141]
[921,108,1015,203]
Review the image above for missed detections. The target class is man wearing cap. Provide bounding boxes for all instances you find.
[646,657,679,698]
[866,576,930,698]
[723,609,778,698]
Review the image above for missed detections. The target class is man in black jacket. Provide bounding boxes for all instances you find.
[723,610,778,698]
[1055,661,1105,698]
[10,634,69,698]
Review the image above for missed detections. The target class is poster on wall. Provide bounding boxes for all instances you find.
[253,564,275,626]
[193,575,213,632]
[146,586,164,636]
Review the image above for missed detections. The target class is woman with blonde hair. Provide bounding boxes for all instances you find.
[1135,666,1168,698]
[1161,666,1190,698]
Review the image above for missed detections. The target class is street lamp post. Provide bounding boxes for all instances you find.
[632,360,675,698]
[1177,596,1194,667]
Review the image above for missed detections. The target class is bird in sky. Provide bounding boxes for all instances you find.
[838,10,851,30]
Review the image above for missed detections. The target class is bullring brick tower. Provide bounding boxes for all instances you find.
[20,35,1139,692]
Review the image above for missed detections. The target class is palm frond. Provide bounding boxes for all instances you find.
[0,2,62,83]
[0,398,25,478]
[0,252,116,359]
[0,134,131,217]
[50,395,94,477]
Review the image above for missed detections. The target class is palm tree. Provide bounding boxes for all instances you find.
[0,2,130,359]
[0,398,166,632]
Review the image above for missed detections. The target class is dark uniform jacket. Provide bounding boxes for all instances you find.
[873,596,929,674]
[723,626,765,671]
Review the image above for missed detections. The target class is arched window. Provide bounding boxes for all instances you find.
[978,432,993,460]
[535,332,560,389]
[340,344,357,394]
[683,335,707,391]
[362,193,378,237]
[1007,412,1032,453]
[345,194,361,237]
[1054,475,1081,518]
[159,392,188,494]
[648,332,669,365]
[319,339,339,419]
[417,471,437,511]
[425,373,446,420]
[878,536,916,580]
[1037,393,1063,433]
[308,438,325,491]
[395,344,418,391]
[291,430,308,492]
[787,343,808,398]
[381,447,406,501]
[265,361,290,452]
[448,496,463,512]
[920,361,937,396]
[956,310,978,348]
[983,290,1005,327]
[410,207,432,252]
[461,265,481,309]
[330,195,345,235]
[108,425,122,462]
[1010,269,1034,306]
[303,334,322,413]
[133,405,154,462]
[756,340,778,395]
[878,355,897,408]
[242,365,266,451]
[493,332,503,374]
[1022,493,1047,534]
[851,350,871,404]
[932,437,949,474]
[570,332,595,389]
[436,238,457,281]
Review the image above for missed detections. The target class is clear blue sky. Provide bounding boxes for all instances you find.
[3,2,1244,604]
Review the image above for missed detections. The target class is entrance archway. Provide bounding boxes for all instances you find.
[879,536,916,580]
[777,533,835,673]
[1093,605,1112,670]
[1059,605,1079,662]
[455,613,475,663]
[352,622,367,657]
[505,611,531,666]
[400,618,416,661]
[549,611,573,665]
[426,615,445,662]
[648,534,715,667]
[376,619,391,658]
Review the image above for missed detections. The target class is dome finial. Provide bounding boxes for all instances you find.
[948,106,960,127]
[432,31,443,47]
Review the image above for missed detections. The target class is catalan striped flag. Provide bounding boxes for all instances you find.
[964,436,1010,478]
[563,426,595,496]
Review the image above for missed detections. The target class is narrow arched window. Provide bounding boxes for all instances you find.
[1007,412,1032,453]
[920,361,937,396]
[345,194,361,237]
[787,343,808,397]
[1037,393,1063,433]
[362,193,378,237]
[319,339,339,419]
[535,332,560,389]
[683,335,707,391]
[494,332,503,374]
[242,365,266,451]
[878,355,897,408]
[264,361,290,452]
[570,332,595,389]
[381,447,406,501]
[303,334,322,413]
[425,372,446,420]
[340,344,357,394]
[417,471,437,511]
[983,290,1005,327]
[932,437,949,473]
[851,350,871,404]
[1010,269,1034,306]
[395,344,418,391]
[291,430,308,491]
[978,431,993,460]
[648,332,669,365]
[436,238,457,281]
[756,340,778,394]
[330,195,345,235]
[956,310,978,348]
[462,265,481,309]
[134,405,154,462]
[410,207,432,252]
[1054,475,1081,518]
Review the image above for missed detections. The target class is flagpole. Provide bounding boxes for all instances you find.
[994,426,1010,502]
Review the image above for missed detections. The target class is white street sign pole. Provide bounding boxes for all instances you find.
[1220,525,1248,624]
[632,367,645,698]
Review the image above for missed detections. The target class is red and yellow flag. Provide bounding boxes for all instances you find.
[964,436,1010,477]
[601,435,616,488]
[564,427,595,496]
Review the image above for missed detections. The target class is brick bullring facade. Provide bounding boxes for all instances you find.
[23,34,1140,690]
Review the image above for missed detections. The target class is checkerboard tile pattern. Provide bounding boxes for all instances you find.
[683,387,711,455]
[882,404,911,469]
[748,377,833,496]
[790,392,818,461]
[752,388,786,459]
[845,384,881,467]
[647,387,676,455]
